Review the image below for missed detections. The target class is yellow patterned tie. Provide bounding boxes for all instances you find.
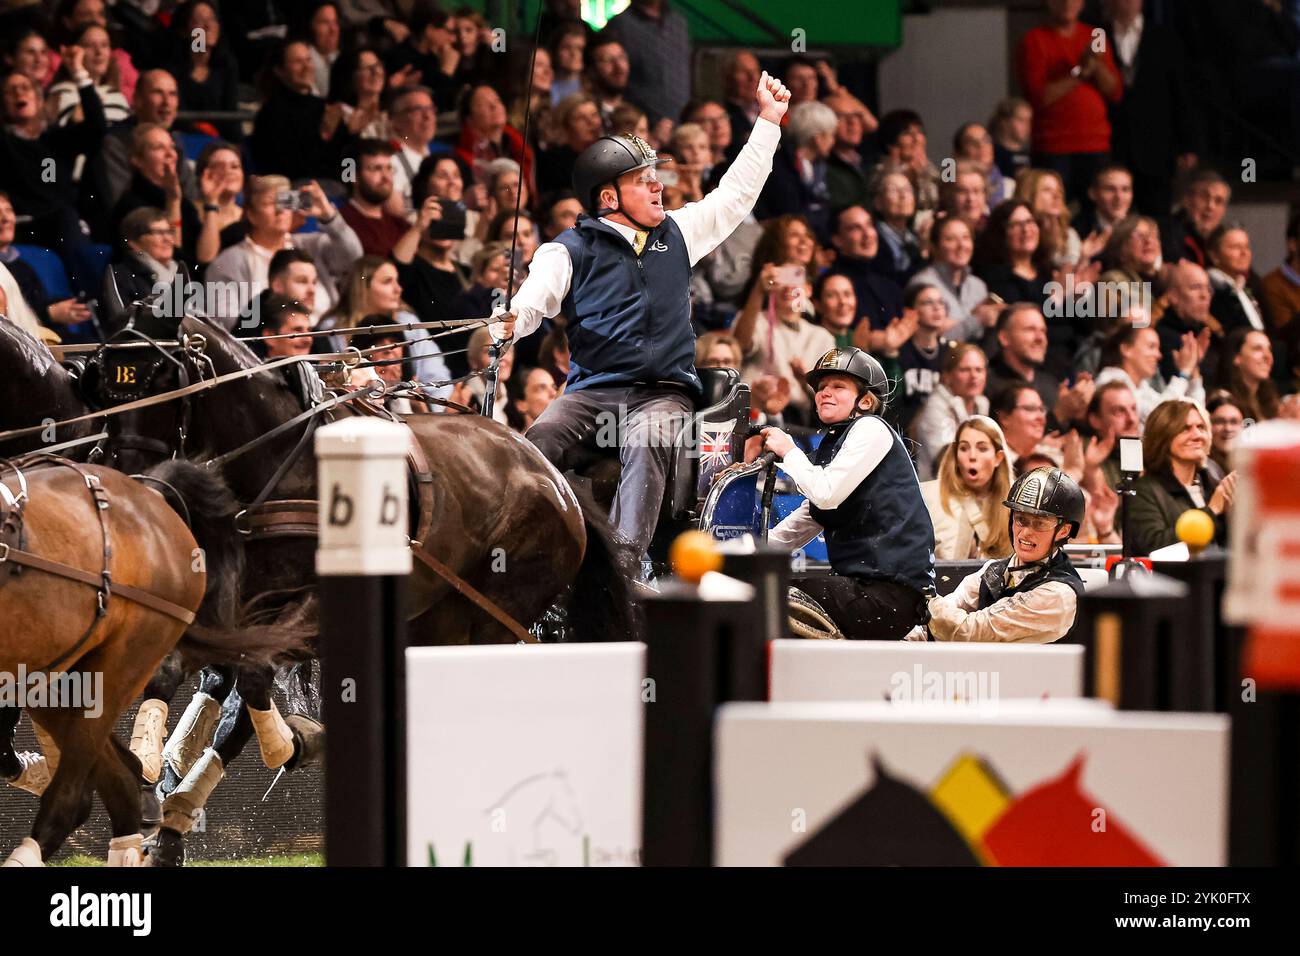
[633,230,648,255]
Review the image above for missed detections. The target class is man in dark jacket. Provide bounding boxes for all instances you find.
[493,72,791,560]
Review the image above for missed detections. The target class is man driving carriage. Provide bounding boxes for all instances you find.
[490,72,793,564]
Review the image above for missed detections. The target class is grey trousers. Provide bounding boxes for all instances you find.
[526,385,694,557]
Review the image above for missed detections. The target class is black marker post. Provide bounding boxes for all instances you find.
[316,418,410,866]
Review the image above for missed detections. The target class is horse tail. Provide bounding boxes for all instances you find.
[139,460,312,667]
[566,479,642,643]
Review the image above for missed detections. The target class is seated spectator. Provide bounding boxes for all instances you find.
[885,283,950,428]
[452,8,496,87]
[341,139,409,257]
[451,241,512,328]
[393,180,471,374]
[1098,214,1162,288]
[51,0,139,102]
[388,85,450,210]
[824,88,872,214]
[586,36,639,131]
[508,42,554,137]
[1160,169,1230,269]
[1077,163,1134,240]
[47,23,129,127]
[986,303,1094,427]
[547,21,586,105]
[487,209,539,269]
[910,342,990,481]
[748,214,818,288]
[97,70,195,220]
[324,254,453,399]
[104,206,181,327]
[922,466,1087,644]
[812,273,857,348]
[4,29,54,90]
[974,199,1052,313]
[602,0,691,128]
[192,142,245,263]
[305,2,342,97]
[992,383,1058,473]
[455,83,533,192]
[0,48,107,292]
[734,262,835,426]
[920,415,1013,561]
[0,261,61,345]
[449,325,513,423]
[259,294,314,359]
[537,92,602,194]
[251,38,347,182]
[1129,398,1234,556]
[382,6,463,112]
[1084,379,1140,487]
[1206,224,1268,335]
[264,250,321,328]
[110,123,201,264]
[754,101,836,242]
[608,102,650,147]
[1156,260,1221,379]
[0,191,92,337]
[668,123,710,205]
[824,206,904,342]
[870,109,940,219]
[1206,390,1245,476]
[939,160,990,236]
[684,98,732,177]
[695,330,743,369]
[483,158,529,222]
[989,96,1033,182]
[907,216,996,343]
[164,1,241,142]
[414,152,488,269]
[538,190,582,241]
[512,365,560,432]
[870,171,921,289]
[1096,324,1205,424]
[1259,211,1300,352]
[205,176,362,328]
[954,121,1008,202]
[1215,328,1279,422]
[1015,0,1121,204]
[1015,168,1086,267]
[537,322,570,388]
[327,45,393,142]
[349,314,419,411]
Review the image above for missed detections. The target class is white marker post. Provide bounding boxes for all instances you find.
[316,418,411,866]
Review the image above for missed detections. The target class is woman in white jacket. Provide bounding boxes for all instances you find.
[909,342,989,480]
[920,415,1013,561]
[1095,325,1204,425]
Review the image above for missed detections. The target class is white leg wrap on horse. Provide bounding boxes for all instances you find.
[162,692,220,778]
[107,833,144,867]
[161,747,224,835]
[248,702,295,770]
[7,752,51,796]
[129,699,169,784]
[1,837,43,867]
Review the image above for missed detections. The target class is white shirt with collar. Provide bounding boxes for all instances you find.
[491,117,783,340]
[1113,14,1144,75]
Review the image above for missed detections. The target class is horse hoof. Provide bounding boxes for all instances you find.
[141,784,162,839]
[145,828,185,868]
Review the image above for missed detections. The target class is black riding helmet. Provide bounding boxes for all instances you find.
[804,347,890,414]
[572,133,668,224]
[1003,466,1086,543]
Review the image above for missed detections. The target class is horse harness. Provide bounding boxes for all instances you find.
[0,455,197,673]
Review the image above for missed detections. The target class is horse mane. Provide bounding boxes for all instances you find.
[0,317,89,441]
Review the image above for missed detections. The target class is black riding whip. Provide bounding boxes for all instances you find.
[483,2,545,419]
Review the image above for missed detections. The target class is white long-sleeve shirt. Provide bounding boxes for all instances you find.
[920,557,1078,643]
[489,118,782,340]
[768,416,895,552]
[1094,364,1204,425]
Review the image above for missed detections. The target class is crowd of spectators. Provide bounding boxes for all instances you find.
[2,0,1299,559]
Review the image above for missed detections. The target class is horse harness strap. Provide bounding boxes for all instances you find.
[0,457,196,675]
[408,541,536,644]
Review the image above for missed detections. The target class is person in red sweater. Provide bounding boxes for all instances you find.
[1017,0,1122,211]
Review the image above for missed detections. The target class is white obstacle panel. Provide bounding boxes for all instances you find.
[769,640,1084,703]
[406,643,644,866]
[715,701,1229,867]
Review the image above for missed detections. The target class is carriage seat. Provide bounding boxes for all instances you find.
[564,367,751,522]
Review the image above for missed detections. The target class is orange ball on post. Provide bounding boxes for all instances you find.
[1175,508,1215,556]
[670,530,723,583]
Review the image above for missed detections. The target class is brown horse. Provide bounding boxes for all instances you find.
[0,455,289,866]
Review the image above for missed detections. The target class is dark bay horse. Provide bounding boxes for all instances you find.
[0,319,97,457]
[96,311,636,863]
